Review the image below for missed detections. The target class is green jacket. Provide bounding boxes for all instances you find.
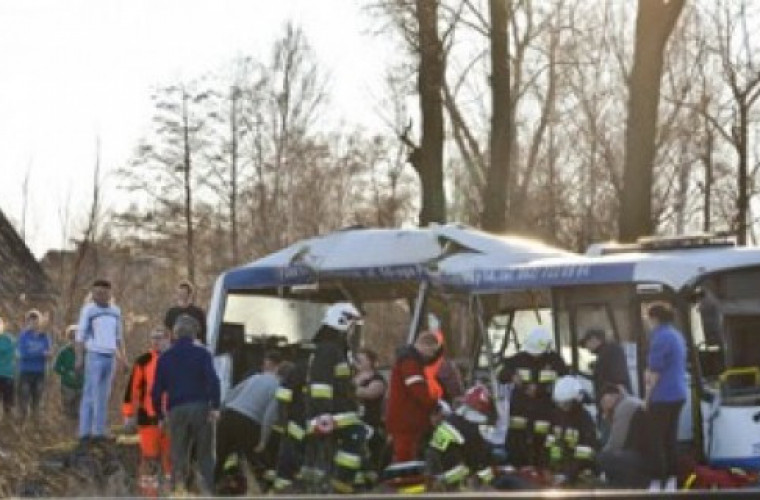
[0,332,15,379]
[54,344,83,390]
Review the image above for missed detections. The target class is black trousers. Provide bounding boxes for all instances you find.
[18,372,44,419]
[0,376,14,414]
[215,408,261,481]
[647,400,684,481]
[597,449,648,488]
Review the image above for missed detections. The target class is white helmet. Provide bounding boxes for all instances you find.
[523,327,554,356]
[321,302,362,332]
[553,376,584,405]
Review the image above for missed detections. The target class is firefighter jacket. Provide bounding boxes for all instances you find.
[386,345,439,435]
[426,413,494,487]
[123,349,161,426]
[545,403,598,481]
[274,345,312,443]
[303,327,358,431]
[499,351,568,434]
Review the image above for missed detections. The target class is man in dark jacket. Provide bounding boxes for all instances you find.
[580,328,632,400]
[152,314,220,495]
[164,281,207,345]
[386,331,442,463]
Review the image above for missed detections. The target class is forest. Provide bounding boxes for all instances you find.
[41,0,760,335]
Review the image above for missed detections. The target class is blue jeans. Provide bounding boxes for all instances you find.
[79,351,115,438]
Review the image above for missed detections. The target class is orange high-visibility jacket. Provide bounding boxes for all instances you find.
[123,350,162,426]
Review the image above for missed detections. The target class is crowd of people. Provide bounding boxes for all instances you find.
[0,278,688,495]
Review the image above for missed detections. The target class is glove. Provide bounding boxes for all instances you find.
[123,416,137,434]
[438,399,452,416]
[428,313,441,331]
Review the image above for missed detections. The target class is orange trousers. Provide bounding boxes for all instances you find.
[139,425,171,473]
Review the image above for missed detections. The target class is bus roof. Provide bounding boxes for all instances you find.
[219,224,571,296]
[433,245,760,293]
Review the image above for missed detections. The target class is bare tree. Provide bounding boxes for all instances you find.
[119,81,213,282]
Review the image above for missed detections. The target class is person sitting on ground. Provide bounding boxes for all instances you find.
[545,376,598,485]
[386,331,442,463]
[53,325,84,421]
[596,384,649,488]
[425,384,496,491]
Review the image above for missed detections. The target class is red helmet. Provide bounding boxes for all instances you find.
[462,385,494,421]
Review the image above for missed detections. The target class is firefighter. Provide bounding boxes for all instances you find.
[122,328,171,496]
[425,384,496,491]
[545,376,598,485]
[499,327,568,468]
[271,343,312,493]
[302,302,366,493]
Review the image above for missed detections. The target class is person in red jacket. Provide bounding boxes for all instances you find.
[123,328,171,496]
[386,331,442,463]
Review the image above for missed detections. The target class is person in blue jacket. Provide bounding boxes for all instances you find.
[643,303,687,492]
[17,309,51,422]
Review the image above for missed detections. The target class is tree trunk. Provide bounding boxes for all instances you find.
[736,106,748,244]
[482,0,511,232]
[702,122,713,233]
[618,0,684,242]
[182,90,195,282]
[415,0,446,225]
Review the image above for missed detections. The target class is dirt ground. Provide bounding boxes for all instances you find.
[0,375,139,497]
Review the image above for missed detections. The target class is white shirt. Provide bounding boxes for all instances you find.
[76,303,122,354]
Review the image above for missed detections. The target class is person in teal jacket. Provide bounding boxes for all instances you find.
[0,316,15,419]
[54,325,84,420]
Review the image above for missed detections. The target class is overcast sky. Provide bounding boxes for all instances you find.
[0,0,394,257]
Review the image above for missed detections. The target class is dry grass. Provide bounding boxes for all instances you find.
[0,374,139,497]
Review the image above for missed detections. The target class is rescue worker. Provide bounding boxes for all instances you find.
[545,376,598,485]
[122,328,171,496]
[386,331,442,463]
[425,384,496,491]
[499,327,568,468]
[302,302,366,493]
[271,343,312,493]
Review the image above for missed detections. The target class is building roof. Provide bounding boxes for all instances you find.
[0,209,55,320]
